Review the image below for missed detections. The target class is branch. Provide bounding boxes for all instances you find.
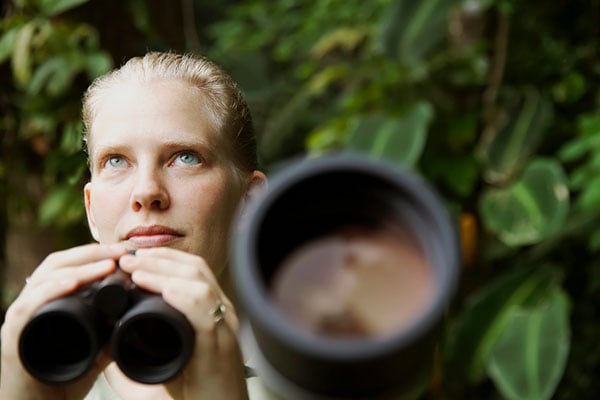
[181,0,202,53]
[483,10,509,121]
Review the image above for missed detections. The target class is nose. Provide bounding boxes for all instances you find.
[130,168,170,212]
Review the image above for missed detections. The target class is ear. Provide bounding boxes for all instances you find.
[238,170,267,217]
[84,182,100,242]
[244,170,267,202]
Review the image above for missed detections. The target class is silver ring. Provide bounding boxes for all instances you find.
[210,302,226,323]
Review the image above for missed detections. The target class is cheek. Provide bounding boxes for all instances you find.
[186,181,242,229]
[187,188,238,225]
[89,183,128,227]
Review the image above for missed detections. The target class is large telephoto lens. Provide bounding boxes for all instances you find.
[232,153,459,399]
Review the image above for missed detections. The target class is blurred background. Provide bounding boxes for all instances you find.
[1,0,599,398]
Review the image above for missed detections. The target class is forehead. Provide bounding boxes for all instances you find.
[87,79,224,156]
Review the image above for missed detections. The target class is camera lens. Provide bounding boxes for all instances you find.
[233,154,459,398]
[271,223,435,340]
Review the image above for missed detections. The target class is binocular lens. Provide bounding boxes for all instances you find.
[111,296,194,384]
[113,319,181,376]
[19,301,104,383]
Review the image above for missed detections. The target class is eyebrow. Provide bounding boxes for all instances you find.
[92,136,216,152]
[152,139,217,152]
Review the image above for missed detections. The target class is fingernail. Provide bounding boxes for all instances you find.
[118,254,135,270]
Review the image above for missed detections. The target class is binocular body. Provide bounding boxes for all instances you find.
[19,269,194,384]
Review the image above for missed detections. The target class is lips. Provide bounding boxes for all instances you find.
[124,225,183,247]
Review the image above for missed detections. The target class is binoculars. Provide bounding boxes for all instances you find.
[232,154,459,399]
[18,267,194,384]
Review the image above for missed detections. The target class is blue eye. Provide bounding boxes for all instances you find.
[173,152,201,166]
[105,156,127,168]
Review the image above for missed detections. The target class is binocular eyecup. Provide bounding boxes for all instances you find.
[18,269,194,384]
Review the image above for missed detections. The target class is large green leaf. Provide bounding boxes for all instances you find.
[306,118,348,154]
[39,184,85,227]
[443,266,559,390]
[60,120,83,154]
[12,21,36,87]
[486,287,570,400]
[37,0,90,16]
[259,87,316,162]
[559,113,600,211]
[84,51,113,79]
[479,88,554,184]
[480,158,569,246]
[0,26,19,64]
[27,56,67,95]
[344,101,433,167]
[380,0,458,66]
[46,61,78,96]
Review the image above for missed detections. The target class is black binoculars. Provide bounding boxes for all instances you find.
[18,267,194,384]
[232,154,459,399]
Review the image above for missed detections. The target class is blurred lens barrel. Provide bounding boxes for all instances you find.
[232,154,459,399]
[18,271,194,384]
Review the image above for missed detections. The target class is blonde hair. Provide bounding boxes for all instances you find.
[82,52,258,173]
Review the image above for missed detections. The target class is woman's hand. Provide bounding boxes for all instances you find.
[0,243,130,400]
[118,247,249,400]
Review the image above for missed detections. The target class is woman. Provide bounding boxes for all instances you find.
[0,51,267,400]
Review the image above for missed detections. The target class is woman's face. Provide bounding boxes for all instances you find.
[84,79,249,276]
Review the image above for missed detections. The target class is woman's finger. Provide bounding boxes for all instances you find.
[23,258,117,289]
[119,247,218,286]
[3,278,79,333]
[4,259,117,338]
[30,243,129,279]
[130,270,237,331]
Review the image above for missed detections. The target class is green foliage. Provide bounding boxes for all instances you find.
[307,101,433,168]
[444,265,561,387]
[558,109,600,253]
[486,286,570,400]
[480,158,569,246]
[344,101,433,168]
[1,0,112,234]
[381,0,459,66]
[478,88,554,185]
[560,112,600,209]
